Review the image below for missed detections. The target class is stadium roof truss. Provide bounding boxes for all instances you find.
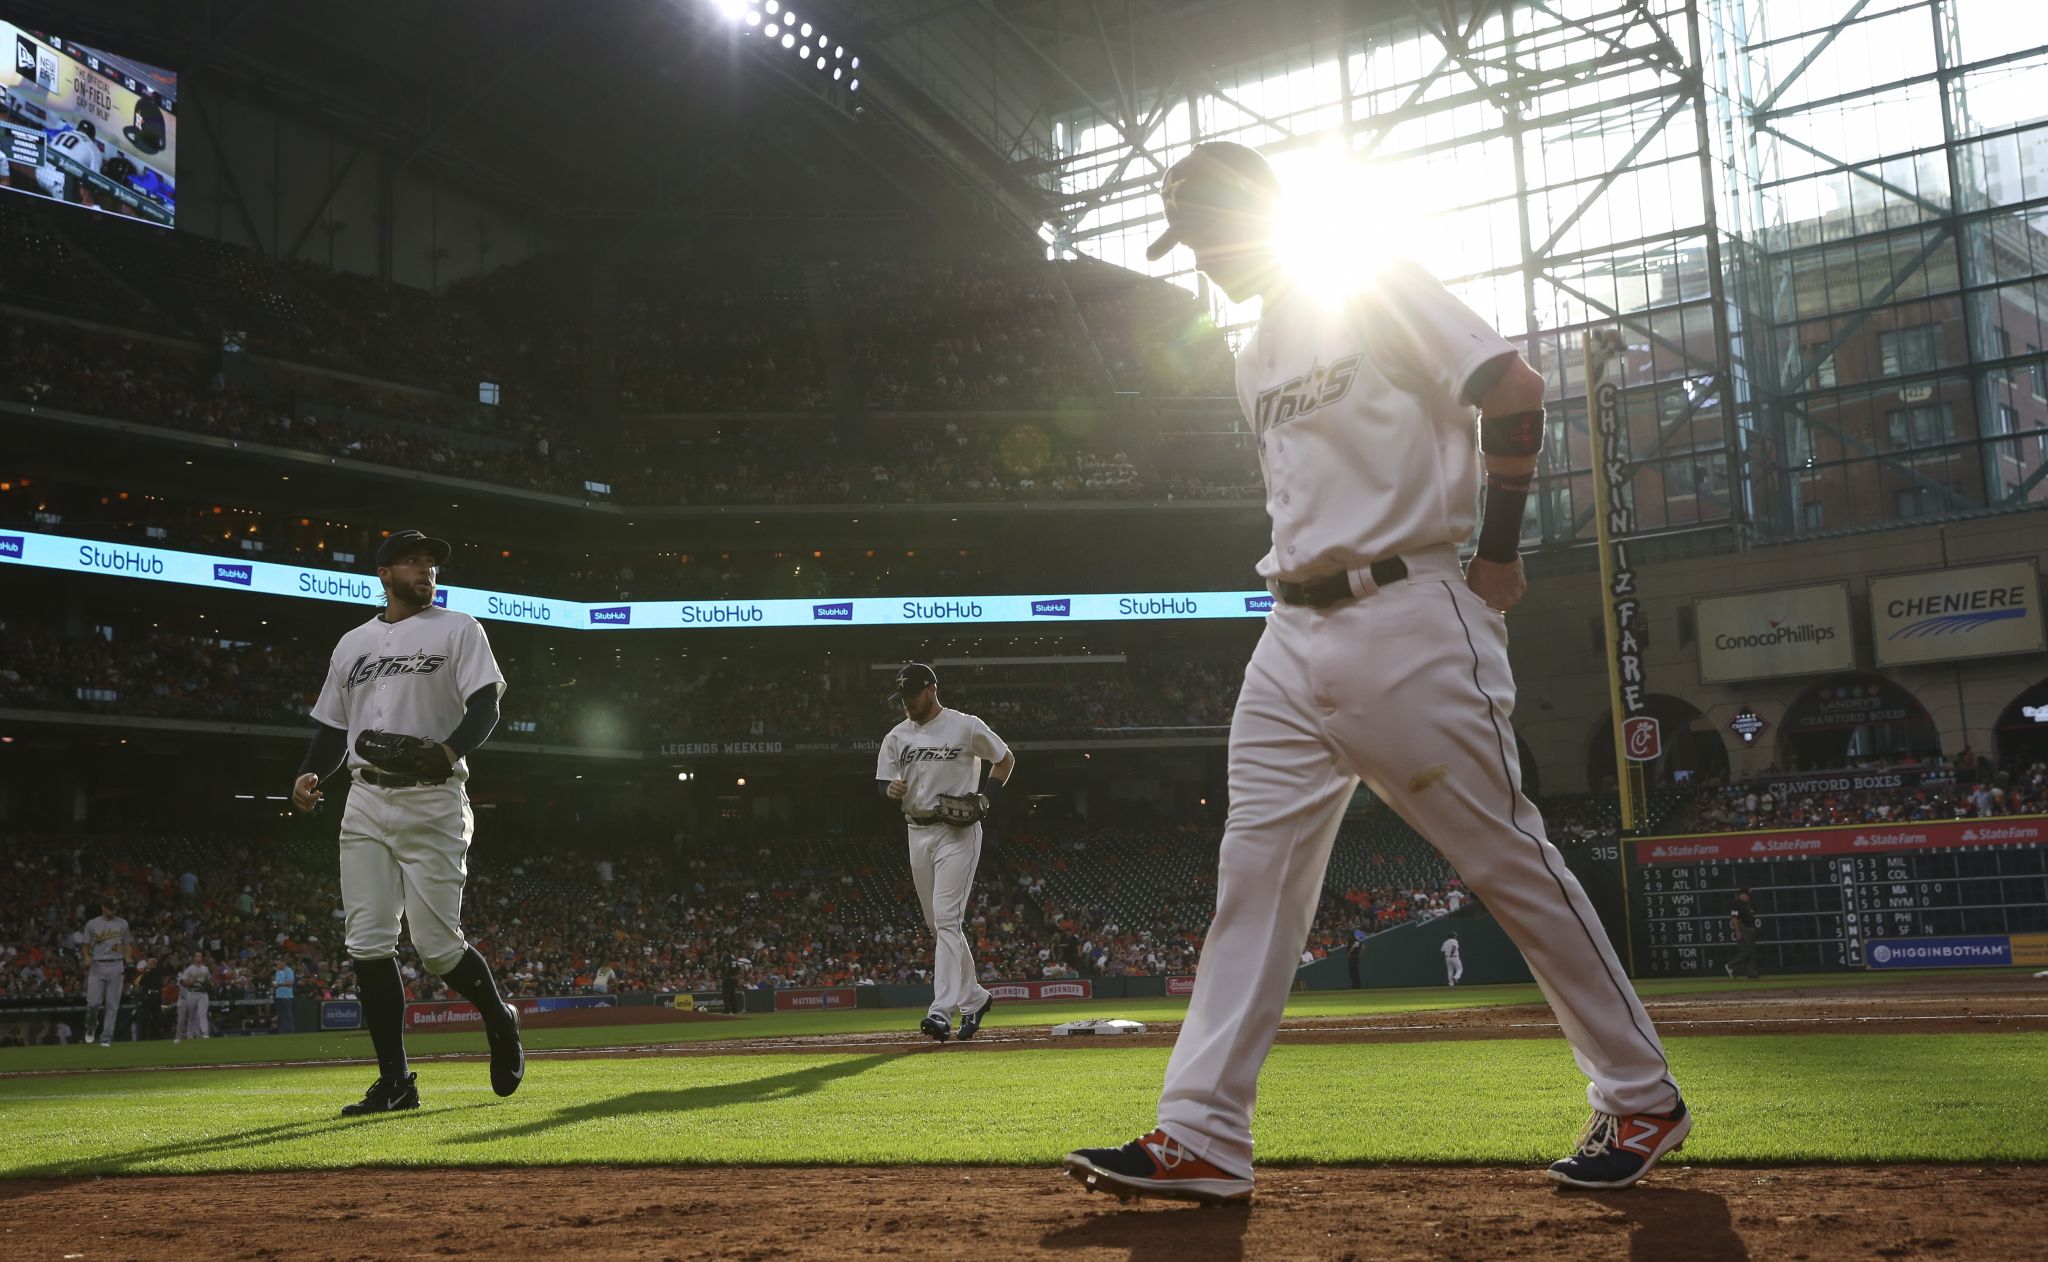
[939,0,2048,549]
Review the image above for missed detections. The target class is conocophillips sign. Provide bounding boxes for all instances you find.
[1695,583,1856,683]
[1870,560,2045,668]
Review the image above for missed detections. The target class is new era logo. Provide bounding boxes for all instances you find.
[812,602,853,621]
[1032,598,1071,617]
[211,563,252,586]
[0,534,23,559]
[588,605,631,625]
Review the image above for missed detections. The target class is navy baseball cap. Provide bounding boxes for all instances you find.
[890,662,938,704]
[374,529,451,570]
[1145,141,1283,262]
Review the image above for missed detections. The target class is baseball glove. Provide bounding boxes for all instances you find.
[355,730,453,784]
[928,792,989,827]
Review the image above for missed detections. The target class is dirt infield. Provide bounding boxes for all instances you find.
[7,1163,2046,1261]
[525,976,2048,1061]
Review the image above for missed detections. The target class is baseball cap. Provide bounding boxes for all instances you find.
[890,662,938,704]
[1145,141,1283,262]
[373,529,451,570]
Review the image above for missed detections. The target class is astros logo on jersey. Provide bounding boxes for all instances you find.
[901,747,964,763]
[1253,352,1363,432]
[343,651,448,690]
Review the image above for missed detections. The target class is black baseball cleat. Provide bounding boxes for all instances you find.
[919,1014,952,1042]
[340,1072,420,1117]
[957,995,995,1041]
[487,1002,524,1097]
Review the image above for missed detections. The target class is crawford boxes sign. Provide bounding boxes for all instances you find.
[1870,560,2045,667]
[1695,584,1856,683]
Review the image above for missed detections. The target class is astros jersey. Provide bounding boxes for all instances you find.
[1237,261,1516,583]
[877,708,1009,817]
[310,606,505,778]
[82,914,130,963]
[1441,937,1461,962]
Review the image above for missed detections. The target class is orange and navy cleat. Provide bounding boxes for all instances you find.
[1063,1129,1253,1204]
[1547,1099,1691,1189]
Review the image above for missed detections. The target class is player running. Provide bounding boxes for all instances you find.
[877,663,1015,1043]
[79,897,130,1047]
[1064,143,1686,1203]
[290,529,523,1115]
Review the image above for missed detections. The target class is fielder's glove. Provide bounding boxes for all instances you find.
[355,730,454,784]
[928,792,990,827]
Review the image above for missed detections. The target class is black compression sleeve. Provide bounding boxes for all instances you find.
[877,779,897,801]
[296,724,347,782]
[444,685,501,759]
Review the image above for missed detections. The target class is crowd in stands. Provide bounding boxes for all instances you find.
[0,616,1251,743]
[1682,755,2048,831]
[0,819,1464,1034]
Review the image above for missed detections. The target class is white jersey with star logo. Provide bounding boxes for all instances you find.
[876,706,1009,817]
[1237,261,1515,583]
[309,606,505,779]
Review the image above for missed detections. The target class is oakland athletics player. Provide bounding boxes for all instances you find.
[174,950,211,1042]
[79,898,130,1047]
[1065,142,1686,1202]
[877,663,1015,1042]
[290,529,523,1115]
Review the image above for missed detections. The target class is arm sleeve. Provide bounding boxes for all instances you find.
[1374,261,1517,412]
[296,723,348,782]
[966,716,1011,765]
[452,617,508,702]
[444,684,501,759]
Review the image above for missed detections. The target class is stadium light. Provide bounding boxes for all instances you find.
[800,22,812,35]
[745,10,759,23]
[708,0,746,17]
[850,55,859,68]
[849,78,859,91]
[800,43,812,57]
[781,32,795,47]
[764,0,777,11]
[835,45,844,57]
[765,21,778,35]
[816,56,827,69]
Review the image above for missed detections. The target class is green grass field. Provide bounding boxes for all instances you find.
[0,969,1955,1074]
[2,972,2042,1180]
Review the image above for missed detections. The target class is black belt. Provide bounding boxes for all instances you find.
[1274,556,1409,608]
[357,768,434,789]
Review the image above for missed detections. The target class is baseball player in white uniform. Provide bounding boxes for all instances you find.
[174,951,211,1042]
[1441,932,1463,986]
[35,120,101,200]
[1066,142,1686,1203]
[877,663,1015,1042]
[79,898,130,1046]
[291,529,524,1116]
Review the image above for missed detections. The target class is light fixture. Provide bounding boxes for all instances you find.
[799,21,811,35]
[850,55,859,68]
[764,0,777,10]
[765,21,778,34]
[781,32,794,47]
[800,44,811,57]
[816,56,826,69]
[849,78,859,91]
[835,45,843,57]
[744,9,759,22]
[832,67,842,80]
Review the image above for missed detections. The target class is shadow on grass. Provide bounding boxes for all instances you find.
[1578,1185,1749,1261]
[449,1053,895,1146]
[0,1102,500,1182]
[1040,1202,1252,1262]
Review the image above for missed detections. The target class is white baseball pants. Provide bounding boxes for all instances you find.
[85,964,122,1043]
[908,822,992,1022]
[339,778,474,972]
[175,992,209,1040]
[1446,954,1464,986]
[1158,552,1679,1177]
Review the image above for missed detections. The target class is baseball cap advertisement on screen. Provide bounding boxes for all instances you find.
[1695,583,1856,684]
[1869,560,2045,668]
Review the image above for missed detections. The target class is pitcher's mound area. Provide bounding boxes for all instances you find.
[6,1164,2044,1260]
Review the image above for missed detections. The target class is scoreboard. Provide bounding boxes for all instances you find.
[1627,816,2048,975]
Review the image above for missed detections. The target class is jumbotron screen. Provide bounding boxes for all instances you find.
[1,21,175,227]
